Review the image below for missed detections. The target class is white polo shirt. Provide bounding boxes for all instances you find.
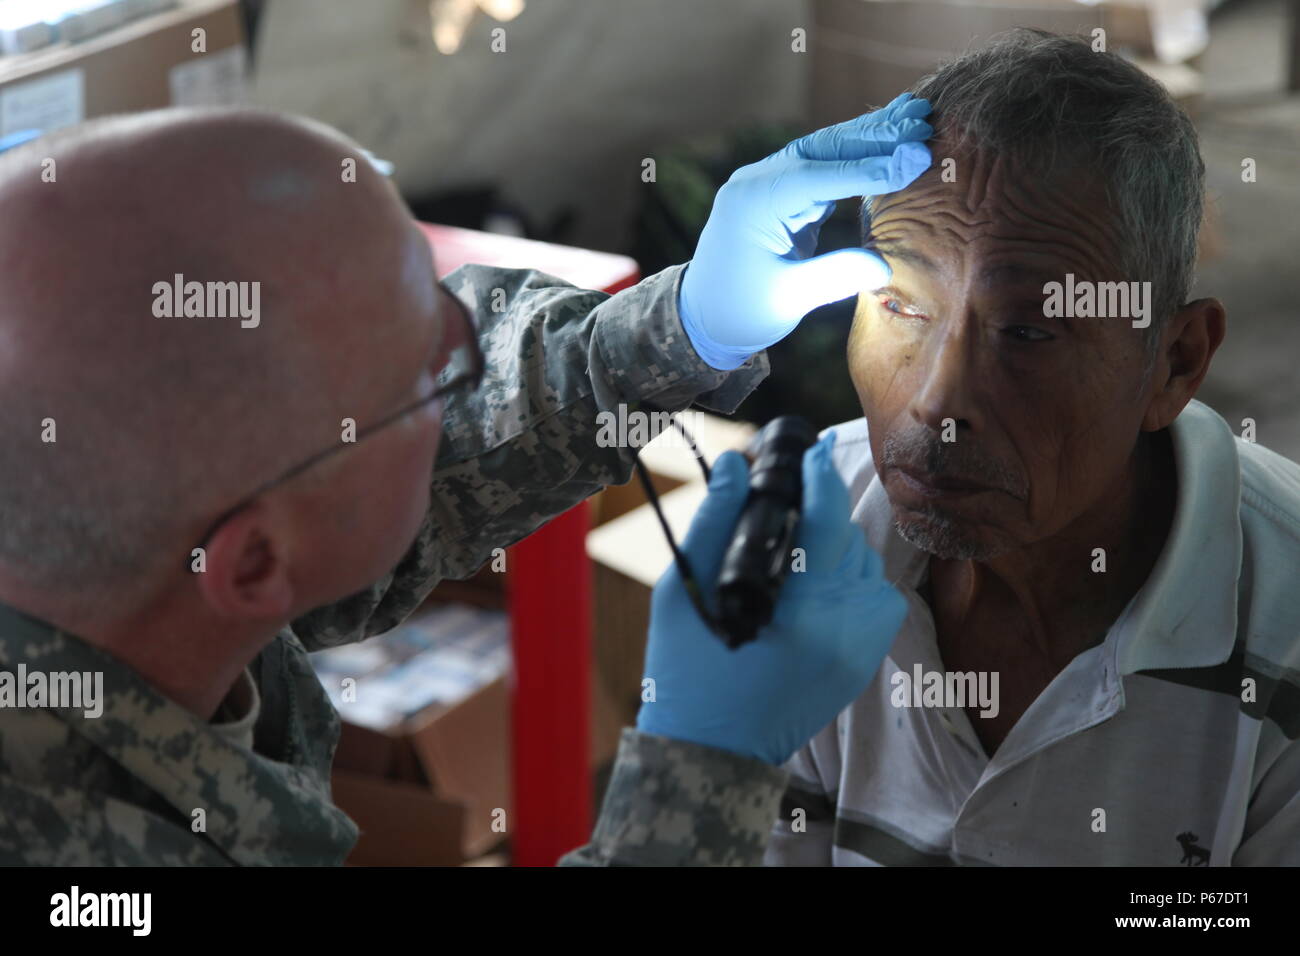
[764,399,1300,866]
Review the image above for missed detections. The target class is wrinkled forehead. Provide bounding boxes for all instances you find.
[866,138,1127,279]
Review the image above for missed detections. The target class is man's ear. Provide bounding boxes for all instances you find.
[193,500,296,622]
[1142,297,1226,432]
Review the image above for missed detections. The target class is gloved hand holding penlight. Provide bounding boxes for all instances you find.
[637,433,908,767]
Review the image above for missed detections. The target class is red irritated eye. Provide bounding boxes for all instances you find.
[878,295,926,319]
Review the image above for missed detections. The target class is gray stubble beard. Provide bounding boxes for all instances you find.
[892,506,1007,563]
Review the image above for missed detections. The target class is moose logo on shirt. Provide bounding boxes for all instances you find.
[1176,831,1210,866]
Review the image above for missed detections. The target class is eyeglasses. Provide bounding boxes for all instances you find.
[193,279,484,552]
[190,279,721,637]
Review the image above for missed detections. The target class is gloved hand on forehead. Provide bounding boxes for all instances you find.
[679,93,932,370]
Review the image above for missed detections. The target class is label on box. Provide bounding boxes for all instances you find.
[169,45,247,108]
[310,604,511,733]
[0,68,85,138]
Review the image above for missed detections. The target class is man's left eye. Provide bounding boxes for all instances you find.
[1003,325,1054,343]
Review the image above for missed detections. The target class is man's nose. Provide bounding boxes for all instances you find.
[907,317,981,436]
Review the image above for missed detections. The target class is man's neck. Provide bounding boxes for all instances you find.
[928,429,1178,666]
[0,576,278,721]
[95,600,277,722]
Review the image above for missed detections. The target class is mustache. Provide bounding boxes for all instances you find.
[880,426,1026,498]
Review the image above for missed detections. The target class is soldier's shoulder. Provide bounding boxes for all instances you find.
[0,775,226,865]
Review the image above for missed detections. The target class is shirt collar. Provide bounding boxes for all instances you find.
[846,399,1242,675]
[1112,400,1242,674]
[0,602,357,865]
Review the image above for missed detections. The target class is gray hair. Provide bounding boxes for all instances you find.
[862,29,1205,360]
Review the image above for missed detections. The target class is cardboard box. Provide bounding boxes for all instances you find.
[332,771,470,867]
[315,603,507,865]
[322,599,622,866]
[331,673,512,865]
[0,0,244,138]
[332,669,623,865]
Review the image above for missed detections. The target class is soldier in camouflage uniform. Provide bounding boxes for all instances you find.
[0,100,929,865]
[0,261,762,865]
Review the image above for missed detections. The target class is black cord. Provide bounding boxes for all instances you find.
[672,416,710,483]
[630,411,722,636]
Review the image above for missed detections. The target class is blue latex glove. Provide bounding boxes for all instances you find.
[637,434,909,766]
[679,93,933,370]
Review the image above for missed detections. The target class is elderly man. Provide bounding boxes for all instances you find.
[0,102,927,864]
[573,30,1300,866]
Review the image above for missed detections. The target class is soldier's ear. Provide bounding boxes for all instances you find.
[193,502,295,622]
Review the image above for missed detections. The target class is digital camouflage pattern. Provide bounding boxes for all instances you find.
[0,263,770,865]
[0,602,355,865]
[558,728,788,866]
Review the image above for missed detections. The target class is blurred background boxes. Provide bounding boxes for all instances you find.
[0,1,180,56]
[314,597,621,865]
[0,0,243,137]
[312,603,513,865]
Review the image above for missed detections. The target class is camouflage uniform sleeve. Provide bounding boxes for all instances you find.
[558,728,788,866]
[291,263,768,650]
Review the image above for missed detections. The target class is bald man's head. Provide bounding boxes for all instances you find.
[0,109,448,625]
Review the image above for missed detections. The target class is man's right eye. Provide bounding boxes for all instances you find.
[879,296,926,319]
